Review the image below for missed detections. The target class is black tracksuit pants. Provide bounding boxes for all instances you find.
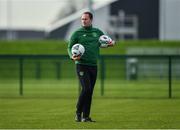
[76,64,97,118]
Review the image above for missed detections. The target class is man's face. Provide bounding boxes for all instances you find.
[81,14,92,27]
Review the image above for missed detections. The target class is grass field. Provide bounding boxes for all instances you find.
[0,40,180,128]
[0,40,180,55]
[0,79,180,129]
[1,98,180,129]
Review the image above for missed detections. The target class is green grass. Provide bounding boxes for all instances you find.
[1,98,180,129]
[0,40,180,55]
[1,79,180,98]
[0,79,180,129]
[0,40,67,55]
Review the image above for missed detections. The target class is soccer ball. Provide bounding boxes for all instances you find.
[99,35,112,47]
[71,43,85,57]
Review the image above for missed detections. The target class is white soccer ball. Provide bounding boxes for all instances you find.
[71,43,85,57]
[99,35,112,47]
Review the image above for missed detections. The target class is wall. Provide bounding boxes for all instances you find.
[110,0,159,39]
[159,0,180,40]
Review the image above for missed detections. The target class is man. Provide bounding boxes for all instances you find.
[68,11,114,122]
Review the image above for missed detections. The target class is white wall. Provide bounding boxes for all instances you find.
[0,0,86,30]
[160,0,180,40]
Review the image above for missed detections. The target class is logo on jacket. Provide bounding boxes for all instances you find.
[92,33,98,37]
[79,71,84,76]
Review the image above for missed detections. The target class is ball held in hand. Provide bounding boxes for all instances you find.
[71,43,85,57]
[99,35,113,47]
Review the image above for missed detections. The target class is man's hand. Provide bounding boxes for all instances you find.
[72,55,81,61]
[108,40,115,47]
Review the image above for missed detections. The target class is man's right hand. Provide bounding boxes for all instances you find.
[72,55,81,61]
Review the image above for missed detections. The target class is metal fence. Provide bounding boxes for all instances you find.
[0,55,180,98]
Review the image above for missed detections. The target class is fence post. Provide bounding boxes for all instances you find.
[168,56,172,98]
[100,56,105,96]
[19,57,23,96]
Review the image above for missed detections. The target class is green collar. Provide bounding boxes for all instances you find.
[82,25,92,31]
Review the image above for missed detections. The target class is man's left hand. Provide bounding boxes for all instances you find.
[108,40,115,47]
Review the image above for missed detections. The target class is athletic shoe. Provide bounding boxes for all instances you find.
[75,113,81,122]
[81,117,95,122]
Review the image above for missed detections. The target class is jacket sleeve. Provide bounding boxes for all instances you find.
[98,29,104,47]
[67,31,78,59]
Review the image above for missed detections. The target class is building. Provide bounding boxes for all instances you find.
[1,0,180,40]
